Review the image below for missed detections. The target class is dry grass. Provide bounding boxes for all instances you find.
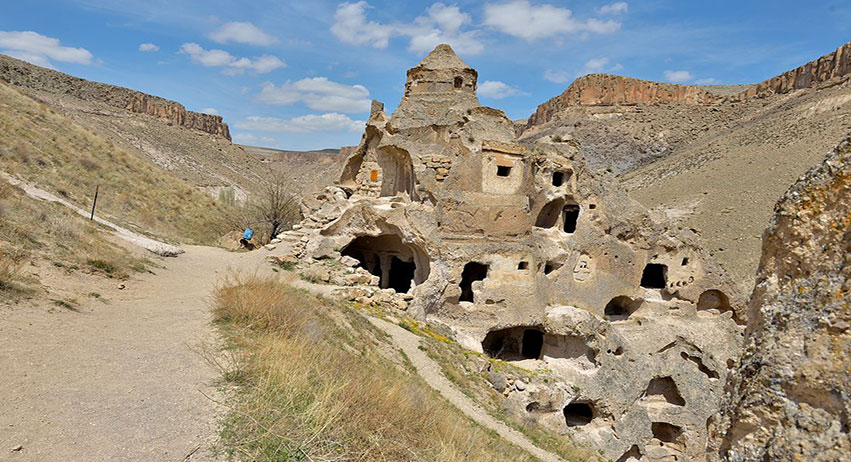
[211,272,536,461]
[0,82,234,245]
[0,181,150,296]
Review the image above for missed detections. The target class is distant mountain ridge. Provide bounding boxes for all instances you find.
[524,41,851,130]
[0,54,231,140]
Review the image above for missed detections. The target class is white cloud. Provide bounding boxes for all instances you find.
[584,57,610,73]
[664,70,693,83]
[200,107,219,115]
[598,2,628,15]
[232,133,258,144]
[483,1,620,41]
[0,31,93,67]
[477,80,524,99]
[235,113,365,134]
[209,22,278,46]
[331,1,394,48]
[694,77,718,85]
[544,69,571,84]
[179,42,284,75]
[257,77,371,113]
[330,2,483,55]
[138,42,159,52]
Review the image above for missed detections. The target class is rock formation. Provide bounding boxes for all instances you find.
[526,74,720,128]
[271,44,747,461]
[710,137,851,461]
[732,41,851,100]
[0,54,230,140]
[524,41,851,132]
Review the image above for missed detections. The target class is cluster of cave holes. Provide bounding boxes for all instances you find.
[459,262,488,302]
[535,198,580,234]
[341,234,428,293]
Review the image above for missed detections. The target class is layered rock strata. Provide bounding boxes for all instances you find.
[0,54,230,140]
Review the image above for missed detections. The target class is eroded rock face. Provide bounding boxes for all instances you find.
[526,74,720,127]
[273,44,746,461]
[733,42,851,100]
[0,54,230,140]
[710,137,851,461]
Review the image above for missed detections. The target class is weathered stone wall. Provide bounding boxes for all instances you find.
[0,54,230,140]
[709,137,851,461]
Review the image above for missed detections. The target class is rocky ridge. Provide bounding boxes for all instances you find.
[524,41,851,130]
[709,136,851,461]
[0,54,230,140]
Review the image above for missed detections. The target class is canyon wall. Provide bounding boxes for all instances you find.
[0,54,230,140]
[733,41,851,100]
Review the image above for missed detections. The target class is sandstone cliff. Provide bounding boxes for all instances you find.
[525,74,719,128]
[733,41,851,100]
[710,136,851,461]
[0,54,230,140]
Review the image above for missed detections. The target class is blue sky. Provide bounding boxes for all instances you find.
[1,1,849,150]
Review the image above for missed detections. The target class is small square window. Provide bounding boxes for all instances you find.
[496,165,512,177]
[552,171,564,186]
[517,261,529,270]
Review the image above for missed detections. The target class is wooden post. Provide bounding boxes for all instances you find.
[90,185,99,220]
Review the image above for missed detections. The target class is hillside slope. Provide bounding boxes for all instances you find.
[240,144,351,197]
[521,41,851,292]
[0,54,272,201]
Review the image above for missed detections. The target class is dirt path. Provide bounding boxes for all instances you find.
[1,172,183,257]
[367,316,564,462]
[0,246,262,461]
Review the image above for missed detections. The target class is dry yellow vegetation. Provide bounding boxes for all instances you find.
[0,82,233,245]
[211,272,537,461]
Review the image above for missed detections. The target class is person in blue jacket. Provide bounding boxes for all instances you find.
[240,228,254,249]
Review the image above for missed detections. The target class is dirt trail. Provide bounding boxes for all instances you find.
[1,172,184,257]
[367,316,564,462]
[0,246,262,461]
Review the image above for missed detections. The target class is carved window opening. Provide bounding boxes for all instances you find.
[640,263,667,289]
[454,76,463,88]
[517,261,529,270]
[552,171,564,186]
[563,204,580,233]
[496,165,512,177]
[459,262,488,302]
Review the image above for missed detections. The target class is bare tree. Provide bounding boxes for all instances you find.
[254,174,300,242]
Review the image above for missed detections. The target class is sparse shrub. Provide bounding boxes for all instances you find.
[87,259,116,275]
[552,134,563,142]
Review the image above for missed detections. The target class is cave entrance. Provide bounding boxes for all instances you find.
[605,296,641,321]
[697,289,731,312]
[562,204,580,233]
[482,326,544,361]
[640,263,667,289]
[644,377,685,406]
[341,234,429,293]
[535,198,564,228]
[563,401,595,427]
[552,171,565,187]
[459,262,488,303]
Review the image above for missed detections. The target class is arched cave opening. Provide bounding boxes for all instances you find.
[644,376,685,406]
[459,262,488,303]
[697,289,731,313]
[535,198,564,228]
[651,422,684,449]
[605,296,641,321]
[376,147,416,198]
[482,326,544,361]
[562,204,580,233]
[341,234,429,293]
[563,401,595,427]
[640,263,667,289]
